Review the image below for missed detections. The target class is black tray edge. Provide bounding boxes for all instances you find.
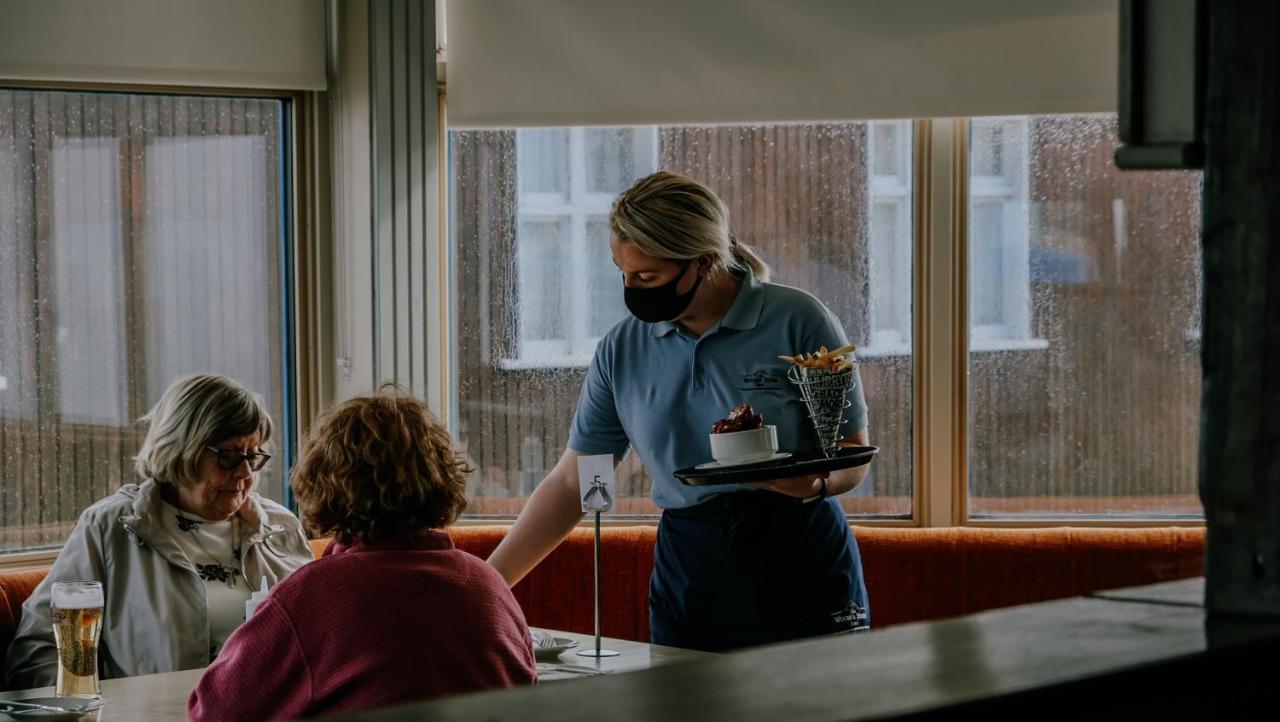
[674,446,879,486]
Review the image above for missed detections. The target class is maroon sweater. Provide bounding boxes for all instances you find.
[189,532,537,721]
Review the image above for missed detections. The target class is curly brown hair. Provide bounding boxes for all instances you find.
[291,390,472,544]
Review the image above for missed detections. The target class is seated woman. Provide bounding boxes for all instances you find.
[189,390,536,721]
[4,374,313,688]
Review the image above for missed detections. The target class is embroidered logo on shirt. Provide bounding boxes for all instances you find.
[739,369,783,391]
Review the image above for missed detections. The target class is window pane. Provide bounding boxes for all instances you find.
[970,201,1006,330]
[584,128,639,194]
[971,119,1011,178]
[869,201,906,346]
[967,114,1202,517]
[0,115,35,419]
[0,91,289,553]
[585,217,626,338]
[871,121,906,179]
[453,123,914,518]
[517,128,569,197]
[517,218,568,347]
[51,137,128,425]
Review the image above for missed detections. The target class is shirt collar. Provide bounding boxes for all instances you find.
[121,478,270,546]
[322,529,455,557]
[648,266,765,337]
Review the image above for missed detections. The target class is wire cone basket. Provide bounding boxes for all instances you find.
[786,365,855,458]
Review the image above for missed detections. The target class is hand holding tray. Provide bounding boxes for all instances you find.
[675,446,878,486]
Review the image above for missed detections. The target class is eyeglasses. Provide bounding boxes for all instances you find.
[205,446,272,471]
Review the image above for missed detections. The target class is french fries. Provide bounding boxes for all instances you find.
[777,344,858,372]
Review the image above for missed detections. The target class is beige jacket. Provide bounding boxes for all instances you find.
[4,479,313,689]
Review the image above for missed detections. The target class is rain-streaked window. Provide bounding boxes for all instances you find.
[967,114,1203,518]
[453,114,1205,522]
[970,117,1033,345]
[511,128,655,366]
[452,123,915,518]
[0,90,289,553]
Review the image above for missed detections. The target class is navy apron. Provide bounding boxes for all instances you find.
[649,491,870,652]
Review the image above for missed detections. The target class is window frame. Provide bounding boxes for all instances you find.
[942,118,1202,528]
[448,116,1204,530]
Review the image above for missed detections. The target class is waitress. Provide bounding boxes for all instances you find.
[487,171,872,652]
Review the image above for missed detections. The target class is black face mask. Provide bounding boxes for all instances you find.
[624,260,703,323]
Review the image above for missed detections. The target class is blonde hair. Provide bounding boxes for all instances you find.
[134,374,273,486]
[291,389,471,544]
[609,171,771,281]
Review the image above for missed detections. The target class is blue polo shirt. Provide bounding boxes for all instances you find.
[567,268,869,509]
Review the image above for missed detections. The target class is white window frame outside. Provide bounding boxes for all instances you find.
[506,121,1045,367]
[506,127,658,369]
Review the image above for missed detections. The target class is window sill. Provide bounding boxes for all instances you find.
[497,338,1051,369]
[0,548,61,573]
[970,337,1049,353]
[857,337,1049,359]
[857,343,913,359]
[497,355,593,371]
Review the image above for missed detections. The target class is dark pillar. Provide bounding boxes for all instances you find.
[1200,0,1280,619]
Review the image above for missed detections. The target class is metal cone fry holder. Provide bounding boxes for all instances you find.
[786,365,855,458]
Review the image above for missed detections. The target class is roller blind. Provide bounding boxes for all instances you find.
[447,0,1117,127]
[0,0,325,90]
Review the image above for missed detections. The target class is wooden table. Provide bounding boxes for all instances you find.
[0,668,203,721]
[0,630,707,721]
[531,629,707,682]
[326,579,1280,722]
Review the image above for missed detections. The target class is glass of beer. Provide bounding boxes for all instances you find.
[50,581,104,697]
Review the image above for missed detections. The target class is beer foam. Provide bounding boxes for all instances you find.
[52,583,104,609]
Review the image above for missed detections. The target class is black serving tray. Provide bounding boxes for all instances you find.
[674,446,878,486]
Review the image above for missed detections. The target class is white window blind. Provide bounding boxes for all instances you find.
[0,0,325,90]
[446,0,1118,128]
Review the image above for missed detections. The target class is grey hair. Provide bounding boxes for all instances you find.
[609,171,771,282]
[133,374,273,486]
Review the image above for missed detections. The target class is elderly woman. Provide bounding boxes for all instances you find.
[4,374,313,689]
[189,390,536,721]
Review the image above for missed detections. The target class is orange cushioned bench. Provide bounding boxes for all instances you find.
[436,526,1206,641]
[3,525,1204,684]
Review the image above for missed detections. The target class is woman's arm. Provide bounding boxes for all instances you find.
[753,427,872,498]
[826,427,872,495]
[486,448,588,587]
[4,511,107,689]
